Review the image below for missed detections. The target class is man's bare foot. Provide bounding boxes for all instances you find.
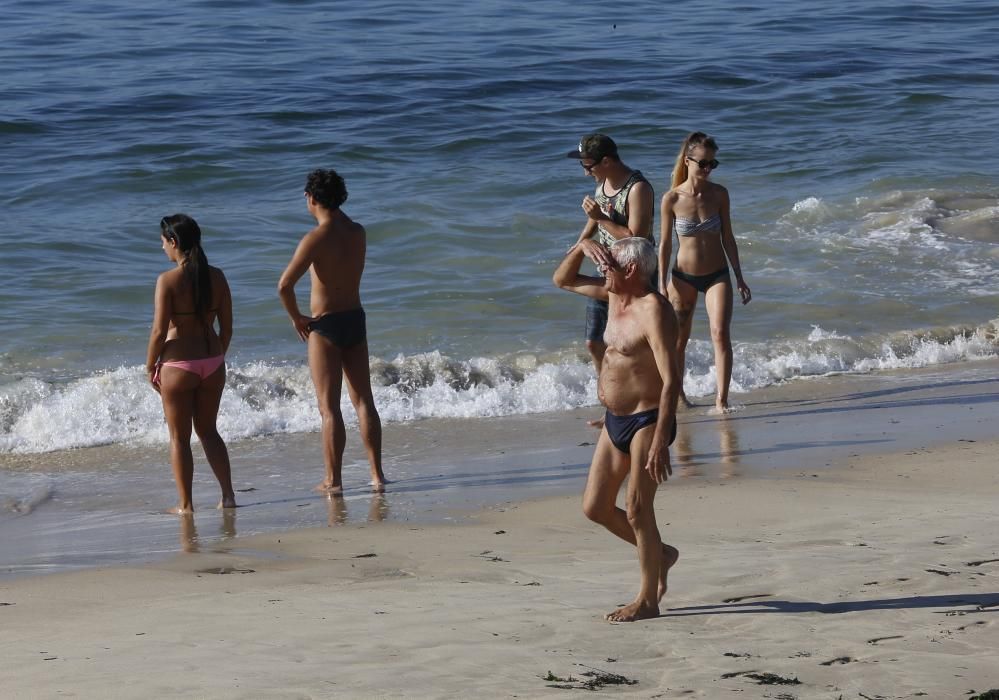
[313,482,343,495]
[659,544,679,601]
[369,479,389,493]
[605,599,660,623]
[587,415,605,429]
[217,496,237,509]
[165,505,194,515]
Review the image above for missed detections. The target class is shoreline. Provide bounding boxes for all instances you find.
[3,358,999,579]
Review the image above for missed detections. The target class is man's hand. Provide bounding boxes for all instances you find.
[582,195,609,222]
[577,239,615,275]
[293,314,315,342]
[645,436,672,484]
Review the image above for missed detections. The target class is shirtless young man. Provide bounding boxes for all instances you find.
[278,169,387,494]
[566,134,654,427]
[553,236,681,622]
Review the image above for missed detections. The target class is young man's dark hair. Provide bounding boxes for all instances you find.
[305,169,348,210]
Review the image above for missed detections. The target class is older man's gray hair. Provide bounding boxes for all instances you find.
[611,237,657,283]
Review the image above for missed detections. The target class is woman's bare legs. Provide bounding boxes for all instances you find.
[704,279,734,411]
[192,365,236,508]
[667,277,699,407]
[159,366,199,513]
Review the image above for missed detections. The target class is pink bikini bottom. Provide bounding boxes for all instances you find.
[153,355,225,384]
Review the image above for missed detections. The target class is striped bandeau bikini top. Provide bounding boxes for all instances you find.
[674,213,721,237]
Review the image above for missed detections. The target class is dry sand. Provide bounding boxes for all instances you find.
[3,366,999,698]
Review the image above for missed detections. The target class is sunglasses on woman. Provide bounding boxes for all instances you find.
[687,156,720,169]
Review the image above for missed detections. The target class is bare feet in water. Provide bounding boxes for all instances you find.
[313,482,344,496]
[660,544,679,601]
[165,505,194,515]
[370,479,389,493]
[605,599,660,623]
[217,496,237,509]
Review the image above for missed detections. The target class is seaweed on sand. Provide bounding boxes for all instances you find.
[722,670,801,685]
[543,665,639,691]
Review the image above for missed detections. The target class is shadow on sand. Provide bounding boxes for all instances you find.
[664,592,999,617]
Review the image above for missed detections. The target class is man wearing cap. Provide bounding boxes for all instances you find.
[566,134,655,427]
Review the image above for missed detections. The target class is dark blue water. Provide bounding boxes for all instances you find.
[2,0,998,453]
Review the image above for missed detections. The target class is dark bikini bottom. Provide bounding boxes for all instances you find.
[672,267,729,294]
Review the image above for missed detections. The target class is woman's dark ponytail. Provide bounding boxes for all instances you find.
[160,214,212,314]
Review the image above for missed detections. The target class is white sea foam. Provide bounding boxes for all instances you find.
[1,321,996,455]
[807,325,849,342]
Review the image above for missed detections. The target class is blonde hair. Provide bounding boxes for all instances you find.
[670,131,719,189]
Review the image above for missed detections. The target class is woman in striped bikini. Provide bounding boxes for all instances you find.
[659,132,752,412]
[146,214,236,513]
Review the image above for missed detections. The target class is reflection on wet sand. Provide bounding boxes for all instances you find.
[673,415,741,478]
[327,495,348,526]
[179,513,198,553]
[368,493,389,522]
[178,510,238,553]
[719,417,740,478]
[674,427,700,477]
[221,509,237,539]
[326,493,391,526]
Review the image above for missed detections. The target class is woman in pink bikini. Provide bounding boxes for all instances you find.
[145,214,236,513]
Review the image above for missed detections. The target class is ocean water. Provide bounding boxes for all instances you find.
[2,2,998,454]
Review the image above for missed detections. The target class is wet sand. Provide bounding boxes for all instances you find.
[2,361,999,697]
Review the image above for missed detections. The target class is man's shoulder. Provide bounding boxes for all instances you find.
[629,178,653,196]
[641,291,676,321]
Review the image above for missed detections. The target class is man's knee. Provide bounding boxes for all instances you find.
[316,399,343,422]
[674,306,693,325]
[582,496,611,525]
[169,428,193,445]
[353,395,380,421]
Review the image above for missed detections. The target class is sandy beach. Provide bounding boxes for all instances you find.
[2,363,998,698]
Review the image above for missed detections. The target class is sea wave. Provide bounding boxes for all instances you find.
[1,320,997,456]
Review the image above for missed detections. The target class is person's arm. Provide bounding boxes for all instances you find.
[552,240,612,301]
[145,274,172,392]
[718,187,751,305]
[277,231,319,342]
[572,219,599,247]
[643,300,680,483]
[658,193,676,294]
[216,271,233,355]
[581,180,653,241]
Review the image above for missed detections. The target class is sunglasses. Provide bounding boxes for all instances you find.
[687,156,720,170]
[580,157,603,172]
